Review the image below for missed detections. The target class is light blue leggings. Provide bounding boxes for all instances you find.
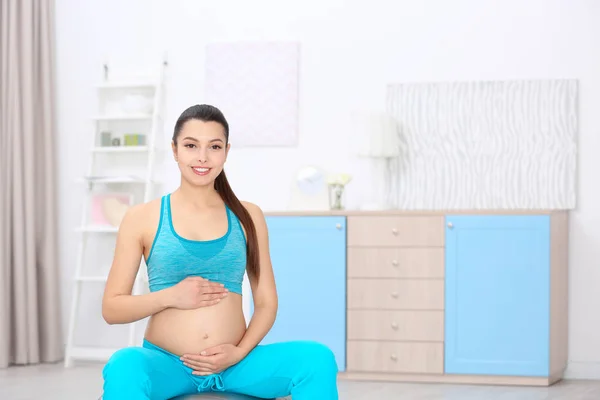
[102,339,338,400]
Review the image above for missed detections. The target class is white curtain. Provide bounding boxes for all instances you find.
[0,0,63,368]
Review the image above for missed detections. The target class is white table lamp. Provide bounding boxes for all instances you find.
[353,113,400,210]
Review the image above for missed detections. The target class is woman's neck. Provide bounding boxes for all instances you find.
[173,180,223,209]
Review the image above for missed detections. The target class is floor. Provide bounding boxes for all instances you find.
[1,363,600,400]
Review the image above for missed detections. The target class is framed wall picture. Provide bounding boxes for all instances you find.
[386,79,578,210]
[204,41,300,147]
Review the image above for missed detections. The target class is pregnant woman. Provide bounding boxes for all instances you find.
[100,104,339,400]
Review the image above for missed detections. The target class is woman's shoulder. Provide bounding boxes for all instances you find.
[129,197,162,216]
[239,201,267,229]
[120,197,163,232]
[240,200,264,218]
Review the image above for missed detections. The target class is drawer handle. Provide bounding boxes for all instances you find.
[390,354,398,361]
[391,228,398,235]
[447,222,453,229]
[390,292,399,299]
[391,322,398,330]
[335,223,342,230]
[391,259,399,267]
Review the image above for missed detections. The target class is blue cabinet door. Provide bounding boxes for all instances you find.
[250,216,347,372]
[445,215,550,377]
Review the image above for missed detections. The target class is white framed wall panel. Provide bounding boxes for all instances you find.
[204,42,300,147]
[386,80,578,210]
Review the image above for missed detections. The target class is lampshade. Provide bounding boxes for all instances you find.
[353,113,400,158]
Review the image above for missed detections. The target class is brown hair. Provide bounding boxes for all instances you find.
[172,104,260,279]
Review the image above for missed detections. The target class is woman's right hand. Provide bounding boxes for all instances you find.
[166,276,229,309]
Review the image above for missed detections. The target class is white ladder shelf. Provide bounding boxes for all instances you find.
[64,61,167,367]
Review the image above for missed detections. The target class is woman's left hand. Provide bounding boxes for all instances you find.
[181,344,247,375]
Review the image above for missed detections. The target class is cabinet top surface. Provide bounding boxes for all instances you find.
[263,209,569,217]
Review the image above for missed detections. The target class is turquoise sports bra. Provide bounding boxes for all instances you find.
[145,194,247,295]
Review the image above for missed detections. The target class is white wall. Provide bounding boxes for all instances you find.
[55,0,600,378]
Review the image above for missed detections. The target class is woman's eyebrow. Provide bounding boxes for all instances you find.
[181,137,223,143]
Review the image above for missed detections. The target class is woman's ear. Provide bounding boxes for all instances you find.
[171,140,178,162]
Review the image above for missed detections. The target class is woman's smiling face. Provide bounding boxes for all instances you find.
[172,119,230,186]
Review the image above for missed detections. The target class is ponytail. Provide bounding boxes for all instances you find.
[215,171,260,279]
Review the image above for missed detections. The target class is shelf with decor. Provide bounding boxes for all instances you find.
[64,60,167,368]
[95,81,157,90]
[91,145,149,153]
[74,225,119,233]
[92,114,153,121]
[77,176,149,184]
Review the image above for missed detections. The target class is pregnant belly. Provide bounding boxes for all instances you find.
[143,293,247,356]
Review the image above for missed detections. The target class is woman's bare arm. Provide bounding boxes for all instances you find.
[235,201,278,356]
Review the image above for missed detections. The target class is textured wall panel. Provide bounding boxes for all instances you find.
[386,80,578,210]
[204,42,300,147]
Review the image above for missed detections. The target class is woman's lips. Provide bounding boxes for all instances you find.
[192,167,211,176]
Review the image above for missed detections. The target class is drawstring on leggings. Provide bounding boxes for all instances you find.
[197,374,224,392]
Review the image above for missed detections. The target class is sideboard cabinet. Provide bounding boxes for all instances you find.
[257,210,568,386]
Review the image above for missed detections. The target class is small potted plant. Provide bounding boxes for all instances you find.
[327,173,352,210]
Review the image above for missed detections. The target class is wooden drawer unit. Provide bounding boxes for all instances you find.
[346,214,446,378]
[347,278,444,310]
[347,341,444,374]
[347,215,445,247]
[347,310,444,341]
[348,247,444,279]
